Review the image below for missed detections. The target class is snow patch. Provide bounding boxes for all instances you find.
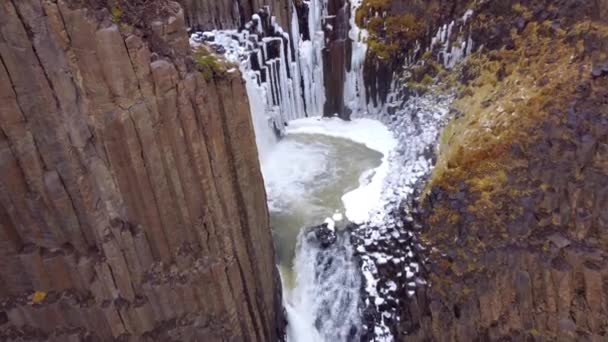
[324,218,336,232]
[332,212,344,221]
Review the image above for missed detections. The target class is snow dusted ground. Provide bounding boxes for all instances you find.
[285,117,398,224]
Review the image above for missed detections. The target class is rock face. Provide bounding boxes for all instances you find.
[179,0,291,31]
[403,244,608,341]
[322,0,352,120]
[357,0,469,107]
[0,1,281,340]
[309,223,337,249]
[395,0,608,341]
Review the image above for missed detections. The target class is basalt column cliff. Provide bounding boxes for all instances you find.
[353,0,608,340]
[0,1,281,340]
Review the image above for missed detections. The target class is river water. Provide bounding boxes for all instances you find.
[261,132,383,341]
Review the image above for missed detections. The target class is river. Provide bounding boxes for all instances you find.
[260,127,386,341]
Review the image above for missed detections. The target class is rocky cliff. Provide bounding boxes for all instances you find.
[0,1,281,340]
[398,0,608,341]
[356,0,469,107]
[356,0,608,340]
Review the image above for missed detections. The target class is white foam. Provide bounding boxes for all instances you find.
[332,212,344,221]
[285,301,323,341]
[261,137,332,211]
[289,232,362,341]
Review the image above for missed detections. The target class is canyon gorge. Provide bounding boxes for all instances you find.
[1,0,607,341]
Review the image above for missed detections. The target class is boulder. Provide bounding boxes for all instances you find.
[310,221,337,248]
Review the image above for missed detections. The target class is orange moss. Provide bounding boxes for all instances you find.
[429,21,603,195]
[355,0,390,26]
[356,1,426,62]
[428,206,461,229]
[32,291,47,304]
[385,14,424,42]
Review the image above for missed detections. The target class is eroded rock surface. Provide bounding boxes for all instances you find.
[322,0,352,119]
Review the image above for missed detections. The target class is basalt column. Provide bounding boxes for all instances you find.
[323,0,353,120]
[179,0,292,31]
[0,0,281,340]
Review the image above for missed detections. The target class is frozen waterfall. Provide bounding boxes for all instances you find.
[188,0,383,159]
[190,2,372,342]
[190,0,332,158]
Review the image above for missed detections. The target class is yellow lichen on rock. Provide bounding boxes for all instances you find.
[193,47,237,81]
[31,291,47,304]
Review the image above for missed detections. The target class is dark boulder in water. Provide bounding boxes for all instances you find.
[308,222,337,248]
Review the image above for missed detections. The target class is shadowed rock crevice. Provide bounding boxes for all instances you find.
[178,0,291,31]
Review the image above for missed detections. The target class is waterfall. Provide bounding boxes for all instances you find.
[286,230,362,342]
[299,0,327,118]
[189,1,477,340]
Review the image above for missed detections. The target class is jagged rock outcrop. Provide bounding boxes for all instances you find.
[0,1,282,340]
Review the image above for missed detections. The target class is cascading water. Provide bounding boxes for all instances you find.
[344,0,370,116]
[287,230,362,341]
[260,130,384,341]
[297,0,327,117]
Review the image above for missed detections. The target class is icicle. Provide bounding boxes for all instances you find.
[344,0,370,117]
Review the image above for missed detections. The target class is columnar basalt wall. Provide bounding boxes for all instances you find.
[0,1,281,340]
[322,0,352,119]
[357,0,469,107]
[179,0,291,31]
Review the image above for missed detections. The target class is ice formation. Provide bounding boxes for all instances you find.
[430,9,476,69]
[189,1,333,159]
[351,92,453,341]
[344,0,370,115]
